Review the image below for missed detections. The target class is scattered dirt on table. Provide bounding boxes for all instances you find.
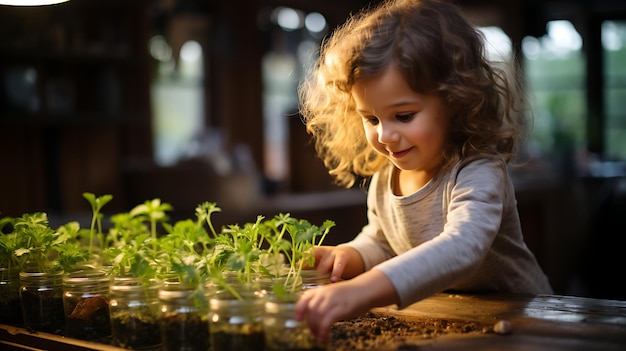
[329,312,492,351]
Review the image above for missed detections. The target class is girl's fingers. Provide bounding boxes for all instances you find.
[314,247,349,282]
[296,286,336,342]
[330,259,344,282]
[304,291,326,339]
[294,290,313,320]
[316,308,337,342]
[315,250,336,274]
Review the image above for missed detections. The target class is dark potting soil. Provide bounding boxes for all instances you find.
[327,312,491,351]
[210,330,265,351]
[20,292,64,334]
[0,296,22,325]
[110,315,161,350]
[65,295,111,340]
[161,313,210,351]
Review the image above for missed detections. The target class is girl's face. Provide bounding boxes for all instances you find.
[352,65,451,177]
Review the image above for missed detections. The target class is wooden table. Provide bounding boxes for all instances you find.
[2,292,625,350]
[372,293,626,350]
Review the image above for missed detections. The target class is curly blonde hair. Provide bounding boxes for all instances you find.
[298,0,531,188]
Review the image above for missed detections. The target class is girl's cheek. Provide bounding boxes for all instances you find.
[414,124,441,142]
[364,128,378,146]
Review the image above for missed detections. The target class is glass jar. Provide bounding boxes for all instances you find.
[257,274,303,296]
[258,253,289,279]
[159,283,210,351]
[209,289,267,351]
[300,269,331,290]
[0,267,22,325]
[219,270,261,291]
[62,268,111,341]
[19,270,65,334]
[109,277,162,350]
[264,293,326,351]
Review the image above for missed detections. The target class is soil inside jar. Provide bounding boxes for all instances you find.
[210,330,265,351]
[65,295,111,341]
[20,291,64,334]
[110,313,161,350]
[0,295,22,325]
[161,312,210,351]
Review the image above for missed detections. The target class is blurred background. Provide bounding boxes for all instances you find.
[0,0,625,300]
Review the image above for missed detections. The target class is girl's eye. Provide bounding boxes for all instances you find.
[364,116,379,125]
[396,113,414,122]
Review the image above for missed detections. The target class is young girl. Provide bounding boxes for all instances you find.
[294,0,553,342]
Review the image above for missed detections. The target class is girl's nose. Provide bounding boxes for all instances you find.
[377,122,398,144]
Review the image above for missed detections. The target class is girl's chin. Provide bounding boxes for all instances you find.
[389,160,415,171]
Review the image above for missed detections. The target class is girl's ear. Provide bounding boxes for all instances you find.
[443,96,462,117]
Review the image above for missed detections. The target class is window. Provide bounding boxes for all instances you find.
[603,20,626,161]
[522,20,586,161]
[260,7,327,185]
[150,37,206,166]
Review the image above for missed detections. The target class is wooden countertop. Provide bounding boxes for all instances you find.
[372,292,626,350]
[2,292,625,350]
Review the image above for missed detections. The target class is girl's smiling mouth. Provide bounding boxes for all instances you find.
[389,148,412,158]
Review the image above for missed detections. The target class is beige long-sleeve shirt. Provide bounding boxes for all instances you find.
[345,155,553,308]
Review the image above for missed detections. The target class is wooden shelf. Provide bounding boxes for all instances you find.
[0,324,127,351]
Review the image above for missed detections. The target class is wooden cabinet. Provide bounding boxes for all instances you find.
[0,0,152,215]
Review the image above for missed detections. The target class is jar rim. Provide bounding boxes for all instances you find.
[19,270,65,277]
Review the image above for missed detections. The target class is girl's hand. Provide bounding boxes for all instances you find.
[295,269,398,342]
[311,245,364,282]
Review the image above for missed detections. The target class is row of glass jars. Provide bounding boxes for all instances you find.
[9,268,330,351]
[16,268,111,337]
